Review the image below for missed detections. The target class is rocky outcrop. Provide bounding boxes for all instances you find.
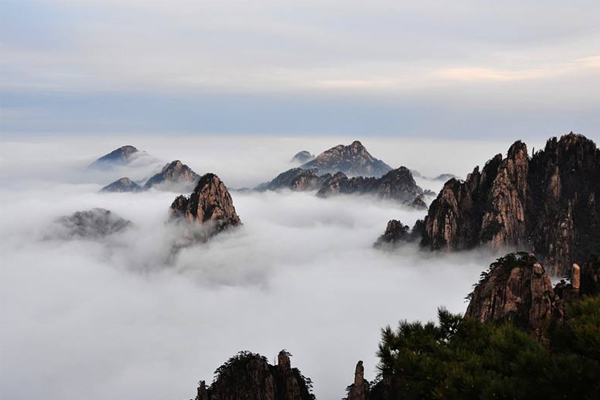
[89,145,139,168]
[100,177,143,193]
[345,361,369,400]
[465,252,560,341]
[170,173,241,242]
[317,167,425,206]
[301,141,392,177]
[193,350,314,400]
[144,160,199,191]
[258,168,332,192]
[291,151,315,164]
[420,133,600,275]
[53,208,131,239]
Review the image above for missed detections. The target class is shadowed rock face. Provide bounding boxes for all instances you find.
[194,351,314,400]
[421,133,600,275]
[291,151,315,164]
[54,208,131,239]
[301,141,392,177]
[170,173,241,242]
[100,177,142,193]
[90,145,138,168]
[317,167,425,206]
[144,160,199,190]
[260,168,332,192]
[465,252,560,341]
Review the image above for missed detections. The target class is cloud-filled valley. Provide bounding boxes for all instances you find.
[0,135,575,400]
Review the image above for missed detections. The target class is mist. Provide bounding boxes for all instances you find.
[1,135,515,400]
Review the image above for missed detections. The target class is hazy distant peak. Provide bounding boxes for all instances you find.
[90,145,139,168]
[301,140,392,177]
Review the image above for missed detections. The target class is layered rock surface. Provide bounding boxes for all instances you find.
[170,173,241,242]
[194,350,314,400]
[419,133,600,275]
[300,140,392,177]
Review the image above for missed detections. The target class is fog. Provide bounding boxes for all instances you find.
[1,136,514,400]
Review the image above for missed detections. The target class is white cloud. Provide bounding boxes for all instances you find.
[0,135,507,400]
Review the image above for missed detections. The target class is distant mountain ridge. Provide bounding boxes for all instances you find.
[100,160,199,193]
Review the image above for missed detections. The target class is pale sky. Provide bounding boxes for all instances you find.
[1,0,599,140]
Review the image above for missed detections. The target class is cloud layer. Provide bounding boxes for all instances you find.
[0,136,508,400]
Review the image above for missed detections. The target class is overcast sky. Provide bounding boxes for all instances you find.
[1,0,599,140]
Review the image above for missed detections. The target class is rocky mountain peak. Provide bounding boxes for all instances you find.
[192,350,314,400]
[90,145,139,168]
[291,151,315,164]
[301,141,392,177]
[170,173,241,242]
[465,252,558,341]
[144,160,199,190]
[53,208,132,239]
[418,132,600,275]
[100,177,142,193]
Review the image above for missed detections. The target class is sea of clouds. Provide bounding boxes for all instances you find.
[0,134,536,400]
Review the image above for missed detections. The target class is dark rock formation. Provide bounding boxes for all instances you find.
[100,177,143,193]
[194,350,314,400]
[291,151,315,164]
[301,141,392,177]
[317,167,424,206]
[144,160,199,191]
[375,219,426,248]
[345,361,370,400]
[259,168,332,192]
[170,173,241,242]
[580,256,600,296]
[89,145,138,168]
[420,133,600,275]
[465,252,560,341]
[53,208,131,239]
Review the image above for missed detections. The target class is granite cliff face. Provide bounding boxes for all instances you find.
[420,133,600,275]
[170,173,241,242]
[301,141,392,177]
[465,252,561,341]
[144,160,199,190]
[194,351,314,400]
[100,177,142,193]
[317,167,425,206]
[89,145,139,168]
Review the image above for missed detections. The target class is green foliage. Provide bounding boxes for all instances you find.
[377,296,600,400]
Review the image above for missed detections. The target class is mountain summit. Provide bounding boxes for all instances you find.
[301,140,392,177]
[89,145,139,168]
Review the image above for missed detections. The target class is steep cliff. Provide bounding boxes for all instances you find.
[419,133,600,275]
[170,173,241,242]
